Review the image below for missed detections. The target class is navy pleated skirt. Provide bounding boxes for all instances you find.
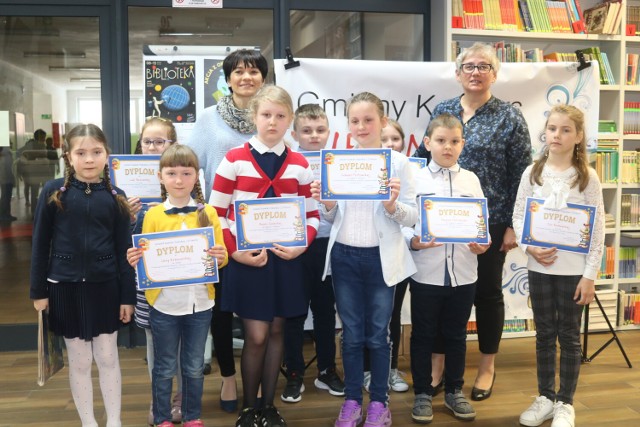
[48,279,121,340]
[221,252,307,321]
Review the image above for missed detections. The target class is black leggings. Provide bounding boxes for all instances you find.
[211,280,236,377]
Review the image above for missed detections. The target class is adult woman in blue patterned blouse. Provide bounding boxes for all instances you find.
[414,42,531,401]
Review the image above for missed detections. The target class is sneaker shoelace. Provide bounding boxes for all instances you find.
[339,400,360,419]
[530,396,550,413]
[367,403,387,422]
[389,370,406,385]
[554,403,572,419]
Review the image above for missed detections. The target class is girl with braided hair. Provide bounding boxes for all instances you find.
[127,144,228,427]
[30,123,136,427]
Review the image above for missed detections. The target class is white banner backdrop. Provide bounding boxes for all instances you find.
[275,58,600,327]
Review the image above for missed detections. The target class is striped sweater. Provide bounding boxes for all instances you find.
[210,141,320,254]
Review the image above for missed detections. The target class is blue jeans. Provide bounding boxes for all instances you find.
[331,243,394,405]
[150,307,212,424]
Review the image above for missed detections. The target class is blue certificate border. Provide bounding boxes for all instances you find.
[300,151,321,180]
[320,148,392,200]
[133,227,218,289]
[420,196,490,244]
[521,197,596,254]
[234,197,308,250]
[109,154,162,203]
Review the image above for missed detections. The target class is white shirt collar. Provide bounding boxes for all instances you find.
[163,198,197,210]
[428,160,461,174]
[249,135,286,156]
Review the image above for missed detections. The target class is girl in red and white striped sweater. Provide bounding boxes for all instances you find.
[210,85,319,427]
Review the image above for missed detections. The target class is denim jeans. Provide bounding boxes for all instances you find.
[331,242,394,405]
[150,307,212,424]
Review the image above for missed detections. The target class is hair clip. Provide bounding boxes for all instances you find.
[59,186,67,192]
[197,203,205,211]
[111,190,118,195]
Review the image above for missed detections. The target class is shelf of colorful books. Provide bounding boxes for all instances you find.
[450,28,621,42]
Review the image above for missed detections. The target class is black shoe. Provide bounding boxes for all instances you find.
[203,363,212,375]
[432,378,444,396]
[471,372,495,401]
[280,371,304,403]
[235,407,259,427]
[314,367,345,396]
[259,405,287,427]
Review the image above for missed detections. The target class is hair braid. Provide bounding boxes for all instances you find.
[103,164,131,216]
[193,181,211,228]
[48,154,74,210]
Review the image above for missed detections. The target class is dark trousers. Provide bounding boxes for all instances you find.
[433,223,507,355]
[410,280,476,395]
[474,222,508,354]
[529,271,583,405]
[0,183,13,217]
[211,274,236,377]
[364,278,408,371]
[283,237,337,375]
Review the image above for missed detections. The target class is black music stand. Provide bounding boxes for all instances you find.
[581,293,632,368]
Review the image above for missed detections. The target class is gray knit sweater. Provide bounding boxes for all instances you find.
[185,105,254,201]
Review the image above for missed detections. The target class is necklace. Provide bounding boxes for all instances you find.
[85,182,92,195]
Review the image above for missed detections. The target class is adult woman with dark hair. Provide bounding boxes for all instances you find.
[187,48,268,413]
[414,42,532,402]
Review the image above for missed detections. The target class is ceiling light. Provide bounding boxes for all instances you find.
[49,66,100,71]
[159,30,233,37]
[24,51,86,58]
[70,78,101,82]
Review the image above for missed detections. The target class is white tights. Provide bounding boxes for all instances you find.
[64,333,122,427]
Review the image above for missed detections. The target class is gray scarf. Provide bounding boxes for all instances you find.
[216,95,255,134]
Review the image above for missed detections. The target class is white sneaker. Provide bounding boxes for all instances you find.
[363,371,371,393]
[551,402,575,427]
[388,368,409,392]
[519,396,554,426]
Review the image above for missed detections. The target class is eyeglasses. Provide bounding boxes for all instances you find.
[140,138,172,148]
[460,63,493,74]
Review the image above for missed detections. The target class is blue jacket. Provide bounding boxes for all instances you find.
[30,177,136,304]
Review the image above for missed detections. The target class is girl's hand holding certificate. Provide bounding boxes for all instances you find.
[525,246,558,267]
[382,178,401,214]
[311,180,335,210]
[410,236,491,254]
[232,248,268,268]
[270,243,306,261]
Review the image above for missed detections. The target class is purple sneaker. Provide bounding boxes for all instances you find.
[335,399,363,427]
[363,401,391,427]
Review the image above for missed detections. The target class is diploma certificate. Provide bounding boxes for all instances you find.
[235,197,308,251]
[408,157,428,169]
[133,227,218,289]
[300,151,321,181]
[420,196,490,244]
[109,155,162,202]
[320,148,392,200]
[521,198,596,254]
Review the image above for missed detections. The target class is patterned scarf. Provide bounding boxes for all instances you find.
[216,95,255,134]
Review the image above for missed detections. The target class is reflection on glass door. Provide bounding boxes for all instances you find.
[0,15,101,328]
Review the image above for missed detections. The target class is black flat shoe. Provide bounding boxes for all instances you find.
[432,378,444,396]
[471,372,495,401]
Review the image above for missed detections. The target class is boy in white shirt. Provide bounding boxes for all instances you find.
[281,104,345,404]
[405,113,490,424]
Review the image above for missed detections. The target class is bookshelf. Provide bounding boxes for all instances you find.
[431,0,640,333]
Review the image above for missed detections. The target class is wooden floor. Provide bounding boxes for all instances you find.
[1,331,639,427]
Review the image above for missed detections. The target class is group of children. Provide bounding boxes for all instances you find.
[29,79,602,427]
